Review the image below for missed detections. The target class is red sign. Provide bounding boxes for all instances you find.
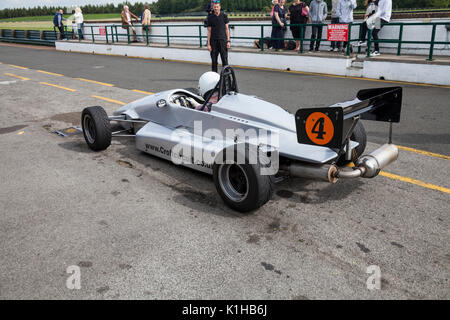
[99,26,106,36]
[327,24,349,42]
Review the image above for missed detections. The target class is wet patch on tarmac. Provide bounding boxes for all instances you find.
[96,286,110,294]
[119,263,132,270]
[276,190,293,198]
[261,262,282,275]
[78,261,93,268]
[356,242,370,253]
[0,124,27,135]
[247,234,260,244]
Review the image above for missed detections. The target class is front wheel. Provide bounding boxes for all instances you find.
[81,106,111,151]
[213,159,274,213]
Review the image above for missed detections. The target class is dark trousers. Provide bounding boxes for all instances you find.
[360,22,368,41]
[210,39,228,73]
[57,25,66,39]
[330,17,341,49]
[310,24,323,50]
[372,19,388,52]
[77,23,84,40]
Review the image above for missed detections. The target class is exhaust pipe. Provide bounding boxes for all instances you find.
[282,144,398,182]
[281,163,338,183]
[354,143,399,178]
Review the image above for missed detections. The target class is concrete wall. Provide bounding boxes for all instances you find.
[55,41,450,85]
[79,18,450,56]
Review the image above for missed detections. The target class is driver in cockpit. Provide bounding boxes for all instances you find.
[197,71,220,112]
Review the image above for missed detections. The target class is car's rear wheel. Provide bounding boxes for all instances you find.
[337,120,367,165]
[81,106,111,151]
[213,147,274,213]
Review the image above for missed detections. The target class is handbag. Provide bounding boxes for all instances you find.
[301,5,308,17]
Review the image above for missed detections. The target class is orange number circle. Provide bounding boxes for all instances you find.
[305,112,335,145]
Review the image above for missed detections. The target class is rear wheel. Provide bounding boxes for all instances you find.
[81,106,111,151]
[337,120,367,165]
[213,148,274,213]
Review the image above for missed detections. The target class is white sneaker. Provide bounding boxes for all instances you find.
[333,48,339,52]
[355,41,366,46]
[371,51,380,56]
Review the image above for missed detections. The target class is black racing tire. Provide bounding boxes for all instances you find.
[81,106,111,151]
[337,120,367,165]
[213,147,274,213]
[351,120,367,158]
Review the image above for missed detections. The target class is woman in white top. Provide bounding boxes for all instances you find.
[74,7,84,39]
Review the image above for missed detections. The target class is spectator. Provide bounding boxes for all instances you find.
[270,0,278,18]
[142,4,152,41]
[53,9,66,40]
[308,0,327,52]
[329,0,341,51]
[207,1,231,73]
[121,5,139,42]
[371,0,392,56]
[74,7,84,40]
[271,0,287,52]
[289,0,309,52]
[356,0,378,47]
[206,0,215,15]
[337,0,357,53]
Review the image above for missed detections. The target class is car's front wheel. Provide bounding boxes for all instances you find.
[81,106,111,151]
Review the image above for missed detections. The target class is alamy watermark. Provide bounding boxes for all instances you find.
[167,120,280,175]
[66,265,81,290]
[366,265,381,290]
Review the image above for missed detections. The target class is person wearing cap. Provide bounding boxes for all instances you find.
[207,1,231,73]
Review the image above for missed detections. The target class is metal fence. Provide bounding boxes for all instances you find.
[2,21,449,60]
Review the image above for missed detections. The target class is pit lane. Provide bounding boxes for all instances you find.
[0,43,448,299]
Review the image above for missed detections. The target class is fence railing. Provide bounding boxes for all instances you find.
[2,21,449,60]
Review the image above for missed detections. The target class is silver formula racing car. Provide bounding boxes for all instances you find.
[81,66,402,212]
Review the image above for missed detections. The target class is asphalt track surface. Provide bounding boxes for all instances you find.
[0,43,449,299]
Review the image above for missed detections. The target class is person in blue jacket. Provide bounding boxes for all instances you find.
[53,9,67,40]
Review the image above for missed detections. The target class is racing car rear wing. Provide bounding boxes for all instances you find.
[295,86,402,149]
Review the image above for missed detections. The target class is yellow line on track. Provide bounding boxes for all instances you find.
[397,145,450,161]
[380,171,450,195]
[76,77,114,87]
[5,73,30,81]
[40,82,76,92]
[92,95,126,105]
[37,70,64,77]
[132,89,154,95]
[8,64,28,70]
[63,49,450,89]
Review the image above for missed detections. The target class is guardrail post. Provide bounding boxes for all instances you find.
[260,25,264,52]
[427,24,436,61]
[111,26,114,44]
[357,23,363,54]
[199,25,202,48]
[127,27,130,44]
[105,26,109,44]
[91,26,95,43]
[396,24,403,56]
[300,24,304,53]
[146,26,149,46]
[115,25,119,42]
[366,28,372,57]
[345,23,352,56]
[166,26,170,46]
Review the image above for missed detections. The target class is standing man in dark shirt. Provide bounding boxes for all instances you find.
[207,1,231,73]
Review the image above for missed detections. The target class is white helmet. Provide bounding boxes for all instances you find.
[198,71,220,97]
